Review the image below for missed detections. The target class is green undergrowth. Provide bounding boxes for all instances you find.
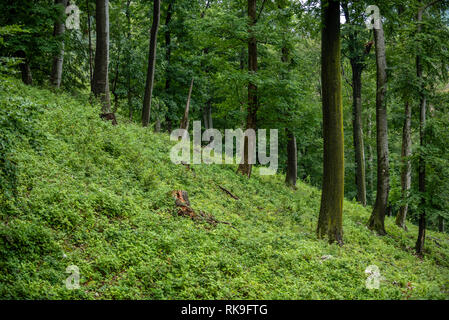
[1,76,449,300]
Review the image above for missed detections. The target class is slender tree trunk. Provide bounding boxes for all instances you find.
[396,101,411,230]
[367,19,389,236]
[439,216,445,233]
[92,0,112,114]
[164,0,174,132]
[17,51,33,85]
[416,4,427,255]
[50,0,68,88]
[180,77,194,131]
[142,0,161,127]
[87,0,93,89]
[237,0,258,178]
[285,129,298,188]
[341,2,367,207]
[316,0,344,245]
[351,62,367,206]
[367,112,374,203]
[126,0,132,120]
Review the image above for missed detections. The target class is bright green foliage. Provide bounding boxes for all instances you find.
[1,77,449,299]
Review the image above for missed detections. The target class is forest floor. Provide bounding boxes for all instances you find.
[1,76,449,299]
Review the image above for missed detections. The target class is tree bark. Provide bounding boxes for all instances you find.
[126,0,132,120]
[142,0,161,127]
[316,0,344,245]
[439,216,445,233]
[396,101,411,230]
[164,0,174,132]
[92,0,112,113]
[87,0,93,89]
[17,51,33,85]
[367,18,389,236]
[285,129,298,188]
[237,0,258,178]
[341,2,367,207]
[50,0,68,88]
[351,62,367,206]
[180,77,194,131]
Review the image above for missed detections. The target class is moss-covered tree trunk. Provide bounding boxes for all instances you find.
[316,0,344,245]
[142,0,161,127]
[396,101,411,230]
[367,18,389,236]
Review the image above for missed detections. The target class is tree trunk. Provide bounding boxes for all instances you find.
[439,216,445,233]
[396,101,411,230]
[180,77,194,131]
[367,111,374,203]
[92,0,112,113]
[316,0,344,245]
[237,0,258,178]
[367,19,389,236]
[341,2,367,207]
[285,129,298,188]
[164,0,174,132]
[87,0,93,89]
[126,0,132,120]
[18,51,33,85]
[416,4,427,255]
[351,62,367,206]
[50,0,68,88]
[142,0,161,127]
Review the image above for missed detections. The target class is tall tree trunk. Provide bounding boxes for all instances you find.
[237,0,258,178]
[396,101,411,230]
[164,0,174,132]
[126,0,132,120]
[351,62,367,206]
[416,3,429,254]
[367,19,389,236]
[285,129,298,188]
[92,0,112,114]
[50,0,68,88]
[341,2,368,207]
[180,78,194,131]
[316,0,344,245]
[87,0,93,89]
[367,112,374,203]
[281,44,297,188]
[142,0,161,127]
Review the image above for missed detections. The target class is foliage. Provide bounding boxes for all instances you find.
[1,77,449,299]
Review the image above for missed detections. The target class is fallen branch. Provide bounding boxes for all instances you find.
[216,184,239,200]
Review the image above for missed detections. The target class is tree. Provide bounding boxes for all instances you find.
[341,2,371,207]
[50,0,68,88]
[367,14,389,236]
[316,0,344,245]
[92,0,112,114]
[396,101,411,230]
[415,0,444,255]
[237,0,259,178]
[142,0,161,127]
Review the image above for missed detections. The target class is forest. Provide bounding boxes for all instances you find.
[1,0,449,300]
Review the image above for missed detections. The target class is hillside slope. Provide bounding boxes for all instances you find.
[1,77,449,300]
